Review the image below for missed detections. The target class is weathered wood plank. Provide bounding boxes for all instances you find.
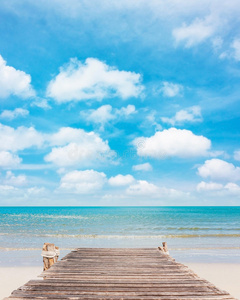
[5,248,236,300]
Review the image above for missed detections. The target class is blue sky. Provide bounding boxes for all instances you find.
[0,0,240,205]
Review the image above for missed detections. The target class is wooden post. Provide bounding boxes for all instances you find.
[158,242,169,255]
[54,246,59,263]
[162,242,168,253]
[42,243,60,271]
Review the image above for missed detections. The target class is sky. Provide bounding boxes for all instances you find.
[0,0,240,206]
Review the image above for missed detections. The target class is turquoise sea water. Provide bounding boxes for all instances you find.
[0,206,240,265]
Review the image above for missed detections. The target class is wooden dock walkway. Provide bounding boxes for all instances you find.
[5,248,236,300]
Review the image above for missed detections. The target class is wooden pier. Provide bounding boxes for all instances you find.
[5,248,236,299]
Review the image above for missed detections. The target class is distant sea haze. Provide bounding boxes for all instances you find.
[0,206,240,263]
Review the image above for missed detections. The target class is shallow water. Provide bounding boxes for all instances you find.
[0,206,240,265]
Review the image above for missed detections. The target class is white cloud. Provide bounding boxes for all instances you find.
[0,55,35,98]
[198,159,240,182]
[45,127,115,167]
[81,105,115,130]
[197,181,223,192]
[59,169,106,193]
[132,163,152,172]
[197,181,240,196]
[0,184,18,194]
[48,127,107,147]
[126,179,186,199]
[47,58,143,102]
[162,106,202,126]
[0,183,47,202]
[218,38,240,61]
[0,108,29,120]
[0,151,22,168]
[173,16,217,48]
[108,174,135,186]
[225,182,240,194]
[31,98,52,110]
[81,104,136,129]
[231,39,240,61]
[27,186,46,195]
[0,124,116,168]
[126,180,160,196]
[117,104,136,116]
[159,82,183,97]
[4,171,27,186]
[234,150,240,161]
[133,128,211,159]
[0,123,44,152]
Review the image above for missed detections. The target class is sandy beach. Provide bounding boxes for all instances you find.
[187,263,240,300]
[1,263,239,300]
[0,266,42,300]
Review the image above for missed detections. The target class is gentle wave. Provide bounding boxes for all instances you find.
[29,233,240,239]
[0,247,74,251]
[1,232,240,238]
[2,216,240,231]
[2,214,89,220]
[166,227,240,231]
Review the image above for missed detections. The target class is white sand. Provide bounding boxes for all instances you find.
[0,266,42,300]
[0,264,239,299]
[187,263,240,300]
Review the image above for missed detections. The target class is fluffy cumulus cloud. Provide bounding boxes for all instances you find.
[0,55,35,98]
[31,98,51,110]
[4,171,27,186]
[172,16,217,48]
[0,184,47,204]
[133,128,211,159]
[0,123,44,152]
[0,151,22,168]
[108,174,135,186]
[159,82,183,97]
[0,124,115,168]
[126,180,160,196]
[132,163,152,172]
[225,182,240,194]
[81,104,136,129]
[197,181,240,195]
[47,58,143,102]
[161,106,202,126]
[0,184,18,196]
[198,159,240,182]
[117,105,136,116]
[197,181,223,192]
[0,108,29,120]
[45,127,115,167]
[83,105,115,127]
[59,169,107,193]
[126,180,186,199]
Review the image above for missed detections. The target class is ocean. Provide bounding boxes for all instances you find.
[0,206,240,266]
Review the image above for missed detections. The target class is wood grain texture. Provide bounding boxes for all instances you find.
[4,248,236,300]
